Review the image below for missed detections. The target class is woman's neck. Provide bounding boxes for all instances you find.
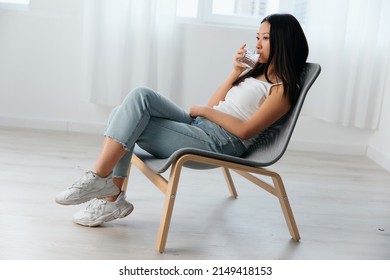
[257,64,279,84]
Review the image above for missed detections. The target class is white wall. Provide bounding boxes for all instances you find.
[0,0,389,171]
[0,0,113,133]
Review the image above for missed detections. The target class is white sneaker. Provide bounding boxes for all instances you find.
[73,192,134,227]
[55,171,120,205]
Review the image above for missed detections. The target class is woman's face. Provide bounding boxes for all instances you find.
[256,21,271,63]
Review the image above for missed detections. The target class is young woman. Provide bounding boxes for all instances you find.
[56,13,309,227]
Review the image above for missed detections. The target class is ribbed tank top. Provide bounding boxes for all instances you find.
[213,77,281,147]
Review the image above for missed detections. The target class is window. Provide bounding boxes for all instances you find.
[0,0,30,11]
[0,0,29,3]
[177,0,306,28]
[209,0,277,18]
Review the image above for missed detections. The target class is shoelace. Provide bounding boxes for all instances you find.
[70,171,96,189]
[86,198,107,212]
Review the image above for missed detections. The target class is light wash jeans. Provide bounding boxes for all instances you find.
[105,86,246,178]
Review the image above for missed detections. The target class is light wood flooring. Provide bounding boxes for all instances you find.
[0,126,389,260]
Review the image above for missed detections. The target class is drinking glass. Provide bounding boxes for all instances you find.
[239,47,260,69]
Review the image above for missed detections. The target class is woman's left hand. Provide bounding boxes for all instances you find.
[189,105,210,118]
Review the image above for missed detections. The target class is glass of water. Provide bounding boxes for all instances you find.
[239,47,260,69]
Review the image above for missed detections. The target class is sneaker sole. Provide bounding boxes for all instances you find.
[106,205,134,222]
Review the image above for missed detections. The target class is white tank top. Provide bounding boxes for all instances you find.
[213,77,281,147]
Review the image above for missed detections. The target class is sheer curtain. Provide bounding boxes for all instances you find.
[83,0,179,106]
[82,0,390,130]
[303,0,390,129]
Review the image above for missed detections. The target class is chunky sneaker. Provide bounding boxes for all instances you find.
[73,192,134,227]
[55,171,120,205]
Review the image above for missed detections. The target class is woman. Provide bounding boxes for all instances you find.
[56,13,309,227]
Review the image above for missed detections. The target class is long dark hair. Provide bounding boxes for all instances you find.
[233,14,309,106]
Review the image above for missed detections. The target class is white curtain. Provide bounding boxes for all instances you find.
[82,0,390,130]
[303,0,390,129]
[83,0,179,106]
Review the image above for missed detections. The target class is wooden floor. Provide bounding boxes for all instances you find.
[0,126,389,260]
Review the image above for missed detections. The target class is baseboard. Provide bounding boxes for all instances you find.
[367,144,390,172]
[0,115,106,134]
[289,139,367,155]
[0,115,372,157]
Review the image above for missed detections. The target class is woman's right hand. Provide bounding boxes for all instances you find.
[233,44,247,73]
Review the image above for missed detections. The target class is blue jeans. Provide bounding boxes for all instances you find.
[105,86,246,178]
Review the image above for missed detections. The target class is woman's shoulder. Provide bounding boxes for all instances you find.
[269,82,284,96]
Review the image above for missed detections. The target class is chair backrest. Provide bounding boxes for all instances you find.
[242,62,321,166]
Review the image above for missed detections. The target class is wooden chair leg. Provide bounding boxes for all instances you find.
[155,162,183,253]
[234,169,300,241]
[272,173,301,241]
[222,167,238,198]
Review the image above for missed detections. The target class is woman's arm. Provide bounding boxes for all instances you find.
[190,85,291,140]
[207,69,243,107]
[207,45,247,107]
